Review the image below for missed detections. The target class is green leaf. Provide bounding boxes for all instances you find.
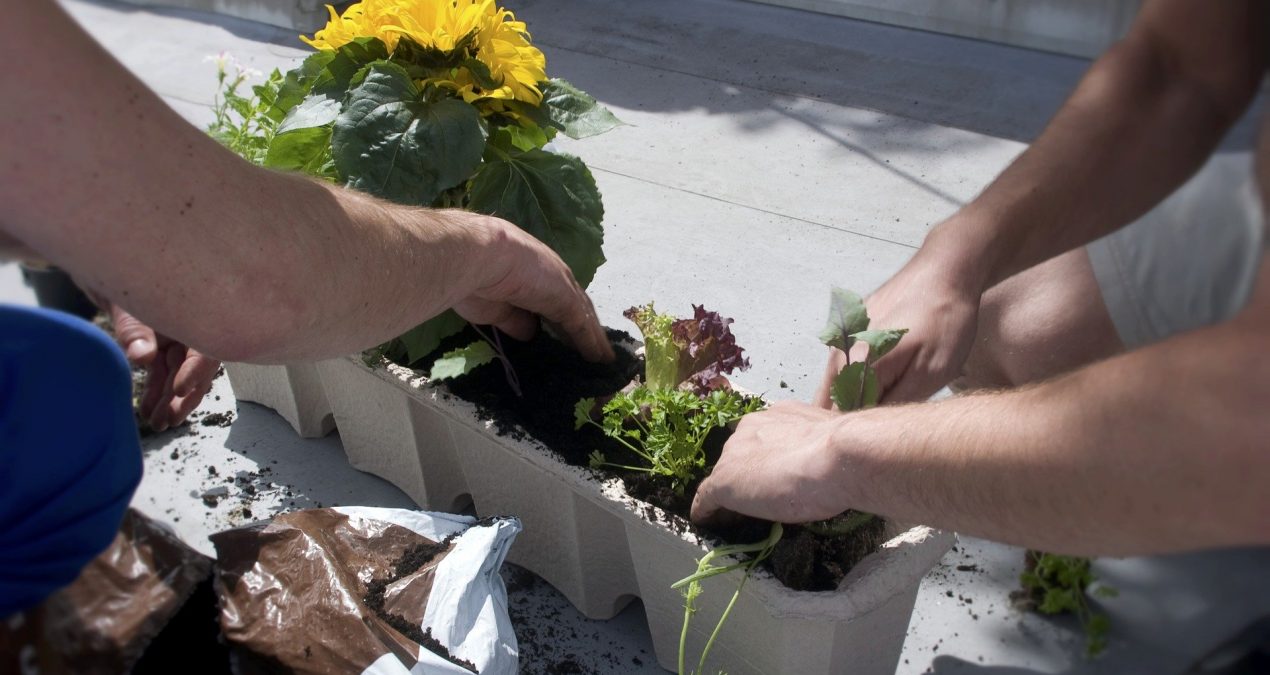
[489,124,550,152]
[541,79,624,139]
[574,398,596,430]
[850,328,908,364]
[819,287,870,351]
[468,149,605,287]
[332,61,486,206]
[397,310,468,365]
[271,51,337,122]
[830,362,879,411]
[265,125,335,177]
[277,92,341,134]
[429,340,497,381]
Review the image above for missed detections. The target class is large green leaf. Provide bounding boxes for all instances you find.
[830,361,879,412]
[819,287,870,352]
[332,61,485,206]
[541,79,624,140]
[429,340,497,381]
[850,328,908,364]
[398,310,468,365]
[265,125,335,177]
[269,51,336,122]
[468,149,605,287]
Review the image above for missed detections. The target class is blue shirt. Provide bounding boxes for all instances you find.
[0,304,142,616]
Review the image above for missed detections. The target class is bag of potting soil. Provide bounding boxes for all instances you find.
[211,507,520,675]
[0,508,214,675]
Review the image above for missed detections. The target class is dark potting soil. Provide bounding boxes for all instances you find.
[132,578,231,674]
[409,327,883,592]
[363,537,477,673]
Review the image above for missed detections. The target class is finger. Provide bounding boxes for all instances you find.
[149,345,185,432]
[878,356,942,404]
[138,346,171,420]
[455,297,539,342]
[173,351,221,398]
[109,305,157,367]
[811,348,844,409]
[690,478,721,525]
[551,293,613,364]
[168,377,216,426]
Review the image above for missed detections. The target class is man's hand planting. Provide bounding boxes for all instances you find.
[109,304,220,433]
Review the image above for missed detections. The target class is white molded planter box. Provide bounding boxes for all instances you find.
[224,362,335,438]
[228,357,954,674]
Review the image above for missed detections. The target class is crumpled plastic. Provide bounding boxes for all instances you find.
[212,507,521,675]
[0,509,213,674]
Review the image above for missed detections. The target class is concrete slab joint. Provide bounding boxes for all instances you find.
[226,358,954,674]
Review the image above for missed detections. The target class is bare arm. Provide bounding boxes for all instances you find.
[818,0,1270,403]
[0,1,611,364]
[945,0,1267,288]
[699,257,1270,556]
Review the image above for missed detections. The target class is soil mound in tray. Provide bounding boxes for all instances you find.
[414,327,884,591]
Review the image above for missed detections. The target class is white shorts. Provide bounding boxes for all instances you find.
[1087,152,1266,349]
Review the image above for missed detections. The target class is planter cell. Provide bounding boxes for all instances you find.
[224,362,334,438]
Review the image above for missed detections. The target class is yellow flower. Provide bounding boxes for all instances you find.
[301,0,547,106]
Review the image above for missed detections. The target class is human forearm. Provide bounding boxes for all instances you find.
[835,287,1270,556]
[2,1,610,364]
[929,1,1266,292]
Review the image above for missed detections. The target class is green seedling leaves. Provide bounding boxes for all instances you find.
[541,78,624,139]
[396,310,468,366]
[830,361,879,412]
[850,328,908,364]
[333,61,486,206]
[429,340,497,381]
[469,148,605,287]
[819,287,870,352]
[574,398,596,430]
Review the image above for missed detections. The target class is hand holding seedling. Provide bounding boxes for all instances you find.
[108,303,221,432]
[813,248,979,406]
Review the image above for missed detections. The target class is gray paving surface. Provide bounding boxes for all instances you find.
[4,0,1268,672]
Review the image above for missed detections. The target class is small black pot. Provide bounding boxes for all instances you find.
[20,265,98,320]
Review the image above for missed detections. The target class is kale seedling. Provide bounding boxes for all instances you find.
[1017,551,1117,657]
[807,287,907,535]
[426,326,522,396]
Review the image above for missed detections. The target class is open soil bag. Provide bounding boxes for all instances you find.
[212,507,520,675]
[0,508,213,674]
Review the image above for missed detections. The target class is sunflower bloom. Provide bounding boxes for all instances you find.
[301,0,547,107]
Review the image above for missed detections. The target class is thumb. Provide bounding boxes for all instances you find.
[109,304,157,367]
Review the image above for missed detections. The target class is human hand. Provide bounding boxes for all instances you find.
[813,248,981,406]
[691,401,854,526]
[454,217,614,363]
[108,304,221,433]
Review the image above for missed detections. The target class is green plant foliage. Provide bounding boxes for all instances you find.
[207,62,284,166]
[333,61,487,206]
[206,30,623,368]
[818,287,870,353]
[575,387,762,495]
[1019,551,1116,657]
[541,78,625,139]
[383,310,469,366]
[428,340,497,381]
[830,361,879,412]
[468,148,605,287]
[672,523,783,675]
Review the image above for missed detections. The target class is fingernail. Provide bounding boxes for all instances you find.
[126,339,153,361]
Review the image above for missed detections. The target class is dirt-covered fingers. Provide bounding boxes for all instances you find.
[172,349,220,398]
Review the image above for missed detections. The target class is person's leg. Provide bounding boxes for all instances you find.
[956,151,1264,392]
[955,248,1123,391]
[0,305,143,616]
